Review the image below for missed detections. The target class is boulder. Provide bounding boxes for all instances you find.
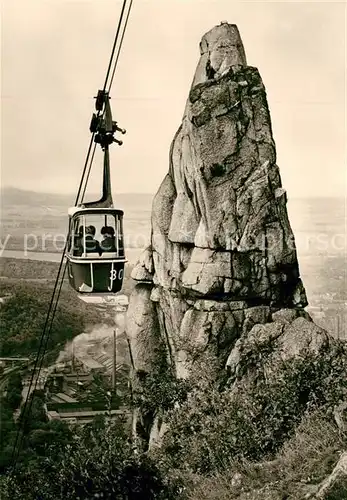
[226,312,329,376]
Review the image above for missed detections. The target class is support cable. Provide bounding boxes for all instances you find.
[77,0,129,206]
[9,0,133,473]
[107,0,134,93]
[80,0,133,204]
[80,142,97,205]
[10,244,69,470]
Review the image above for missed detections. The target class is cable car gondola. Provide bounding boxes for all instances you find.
[66,90,127,294]
[10,1,134,473]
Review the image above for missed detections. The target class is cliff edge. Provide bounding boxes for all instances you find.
[126,22,310,442]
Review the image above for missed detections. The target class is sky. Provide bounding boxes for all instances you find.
[1,0,346,198]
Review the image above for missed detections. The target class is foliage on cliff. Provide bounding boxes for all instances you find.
[132,342,190,416]
[184,410,347,500]
[155,340,347,476]
[1,336,346,499]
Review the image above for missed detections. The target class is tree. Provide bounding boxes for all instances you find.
[6,389,22,412]
[6,372,23,411]
[0,282,104,358]
[0,421,180,500]
[19,390,47,433]
[7,372,23,393]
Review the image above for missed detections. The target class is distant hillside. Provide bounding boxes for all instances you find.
[0,257,135,296]
[1,187,154,210]
[0,187,154,254]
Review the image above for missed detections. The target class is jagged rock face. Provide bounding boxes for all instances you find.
[226,311,328,380]
[128,23,308,386]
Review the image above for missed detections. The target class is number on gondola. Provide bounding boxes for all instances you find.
[110,268,123,281]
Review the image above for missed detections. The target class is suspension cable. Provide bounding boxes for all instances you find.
[10,243,69,470]
[9,0,134,473]
[77,0,129,206]
[102,0,128,93]
[12,261,68,466]
[75,133,97,207]
[80,142,98,205]
[108,0,133,93]
[81,0,133,204]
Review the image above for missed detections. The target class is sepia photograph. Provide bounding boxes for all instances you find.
[0,0,346,498]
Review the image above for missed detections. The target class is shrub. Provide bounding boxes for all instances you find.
[133,366,190,416]
[0,418,181,500]
[158,341,347,474]
[184,410,347,500]
[5,373,23,411]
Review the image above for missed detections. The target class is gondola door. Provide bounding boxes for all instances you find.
[66,208,126,294]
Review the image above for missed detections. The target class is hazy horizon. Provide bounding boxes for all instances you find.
[1,185,346,200]
[1,0,346,198]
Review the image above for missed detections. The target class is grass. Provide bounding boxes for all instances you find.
[184,411,347,500]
